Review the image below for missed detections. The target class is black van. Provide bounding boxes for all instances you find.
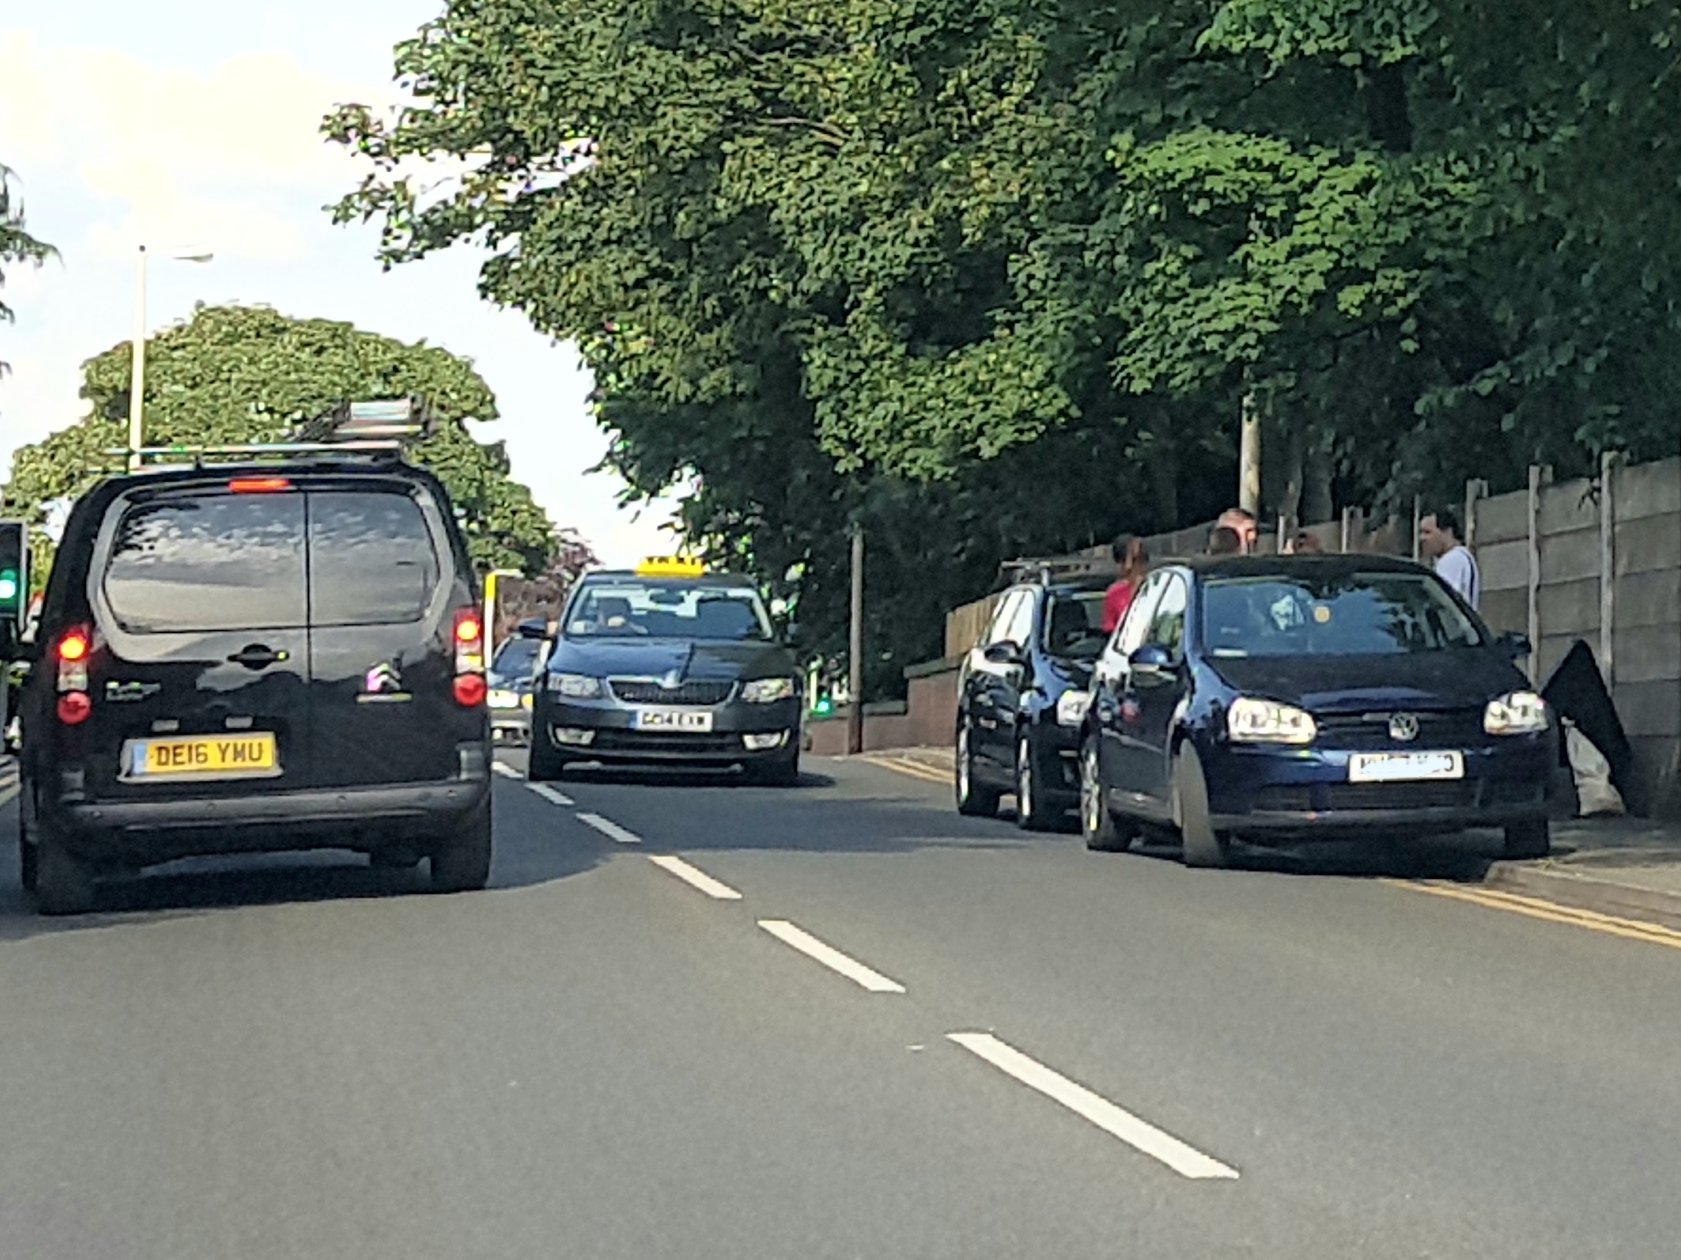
[14,457,493,913]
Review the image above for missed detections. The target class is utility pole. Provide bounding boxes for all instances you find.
[847,524,865,756]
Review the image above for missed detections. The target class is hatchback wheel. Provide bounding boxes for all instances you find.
[1173,744,1230,869]
[1015,733,1058,832]
[432,799,492,893]
[955,723,1002,818]
[1081,738,1130,852]
[1501,818,1551,860]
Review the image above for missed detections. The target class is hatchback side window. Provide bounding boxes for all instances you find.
[102,493,308,633]
[1145,575,1189,660]
[1003,589,1037,651]
[1115,572,1169,658]
[309,492,441,626]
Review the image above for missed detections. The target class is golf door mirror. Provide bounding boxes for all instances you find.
[1129,643,1174,672]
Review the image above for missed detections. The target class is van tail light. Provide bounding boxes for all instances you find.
[228,477,291,493]
[57,692,92,725]
[453,673,488,707]
[56,625,92,696]
[453,607,486,706]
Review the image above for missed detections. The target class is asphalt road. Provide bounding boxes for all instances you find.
[0,754,1679,1259]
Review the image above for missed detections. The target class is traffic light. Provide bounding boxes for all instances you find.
[0,521,25,624]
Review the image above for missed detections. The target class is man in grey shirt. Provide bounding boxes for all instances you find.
[1419,508,1480,609]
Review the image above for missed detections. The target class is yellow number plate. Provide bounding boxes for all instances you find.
[125,734,280,780]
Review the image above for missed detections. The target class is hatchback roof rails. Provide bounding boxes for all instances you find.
[104,441,406,470]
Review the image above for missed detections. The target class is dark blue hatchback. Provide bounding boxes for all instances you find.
[1079,556,1556,867]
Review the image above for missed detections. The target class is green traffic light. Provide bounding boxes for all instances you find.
[0,569,17,604]
[812,696,833,717]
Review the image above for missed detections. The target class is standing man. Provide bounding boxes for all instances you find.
[1420,507,1480,609]
[1217,507,1258,554]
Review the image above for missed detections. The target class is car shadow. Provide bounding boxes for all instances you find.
[0,784,613,942]
[558,764,837,791]
[1119,829,1504,882]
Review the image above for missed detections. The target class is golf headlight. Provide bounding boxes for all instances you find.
[1056,689,1091,727]
[1227,697,1317,745]
[1484,691,1548,735]
[547,673,603,699]
[742,677,796,704]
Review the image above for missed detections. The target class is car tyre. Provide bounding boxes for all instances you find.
[1501,818,1551,860]
[34,817,96,916]
[527,733,566,782]
[1173,744,1230,869]
[1015,733,1059,832]
[431,799,493,893]
[1080,737,1130,852]
[746,750,801,786]
[955,722,1001,818]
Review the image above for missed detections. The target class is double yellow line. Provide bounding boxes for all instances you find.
[1390,879,1681,952]
[858,753,952,786]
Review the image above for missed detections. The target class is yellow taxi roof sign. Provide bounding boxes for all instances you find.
[636,555,707,579]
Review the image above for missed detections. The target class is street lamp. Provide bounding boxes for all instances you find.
[127,244,214,471]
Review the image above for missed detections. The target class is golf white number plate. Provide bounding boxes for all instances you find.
[1348,751,1464,783]
[633,708,714,732]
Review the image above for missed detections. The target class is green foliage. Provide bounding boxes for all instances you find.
[3,305,556,574]
[326,0,1681,692]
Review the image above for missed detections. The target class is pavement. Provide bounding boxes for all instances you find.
[0,753,1680,1257]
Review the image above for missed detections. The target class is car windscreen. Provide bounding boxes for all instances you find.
[102,493,308,633]
[1201,572,1486,658]
[566,579,773,640]
[491,637,543,681]
[1043,592,1108,659]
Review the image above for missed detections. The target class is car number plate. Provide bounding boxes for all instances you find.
[123,733,280,780]
[632,709,714,732]
[1348,751,1463,783]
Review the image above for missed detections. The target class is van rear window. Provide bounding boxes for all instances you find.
[103,494,308,632]
[308,491,440,625]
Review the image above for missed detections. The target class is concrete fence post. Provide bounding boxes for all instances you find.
[1340,505,1355,553]
[1464,478,1487,549]
[1599,450,1618,687]
[1527,464,1542,685]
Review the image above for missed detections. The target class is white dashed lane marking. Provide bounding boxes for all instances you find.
[648,855,744,900]
[757,920,907,994]
[947,1032,1239,1181]
[578,812,641,844]
[526,783,576,808]
[491,762,524,780]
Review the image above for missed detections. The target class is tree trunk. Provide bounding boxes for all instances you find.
[1304,431,1334,524]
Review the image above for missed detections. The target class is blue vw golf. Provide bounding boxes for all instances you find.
[1079,555,1556,867]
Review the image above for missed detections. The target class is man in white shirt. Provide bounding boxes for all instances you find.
[1420,508,1480,609]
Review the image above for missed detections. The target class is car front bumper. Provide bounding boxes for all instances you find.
[537,697,801,766]
[1202,735,1554,838]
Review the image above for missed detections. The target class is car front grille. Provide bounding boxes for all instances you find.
[1251,779,1522,813]
[608,679,736,706]
[590,730,743,755]
[1312,709,1487,751]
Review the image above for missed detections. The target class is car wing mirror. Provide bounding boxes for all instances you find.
[1497,631,1532,659]
[1128,643,1174,673]
[983,641,1025,667]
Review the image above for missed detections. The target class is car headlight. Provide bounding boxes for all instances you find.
[742,677,796,704]
[521,693,534,710]
[1227,697,1317,745]
[547,673,604,699]
[1056,689,1091,727]
[487,688,519,709]
[1484,690,1548,735]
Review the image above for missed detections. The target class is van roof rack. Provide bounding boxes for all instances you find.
[104,441,406,470]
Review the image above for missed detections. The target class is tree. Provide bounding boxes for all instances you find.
[490,528,599,641]
[0,163,56,379]
[2,304,559,574]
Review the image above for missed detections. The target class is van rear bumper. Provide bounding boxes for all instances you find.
[47,774,490,866]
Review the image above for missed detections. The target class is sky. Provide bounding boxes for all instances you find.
[0,0,681,566]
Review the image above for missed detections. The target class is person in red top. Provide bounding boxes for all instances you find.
[1102,537,1150,633]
